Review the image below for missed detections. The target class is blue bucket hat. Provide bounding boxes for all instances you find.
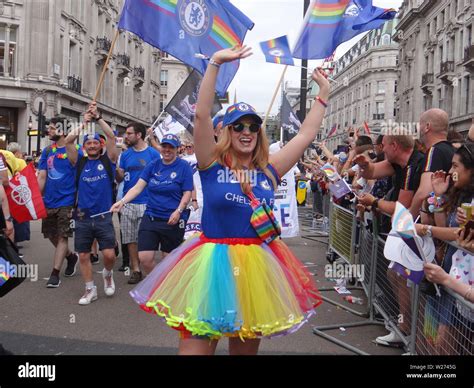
[160,134,181,148]
[222,102,263,127]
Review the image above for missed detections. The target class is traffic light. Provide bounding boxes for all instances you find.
[37,113,48,137]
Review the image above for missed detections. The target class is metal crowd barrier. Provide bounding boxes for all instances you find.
[312,207,474,355]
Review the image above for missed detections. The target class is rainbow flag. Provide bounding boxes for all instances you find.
[146,0,177,16]
[309,0,351,27]
[0,257,13,287]
[293,0,396,59]
[118,0,254,97]
[259,35,295,66]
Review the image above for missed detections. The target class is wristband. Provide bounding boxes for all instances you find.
[427,192,447,213]
[191,199,197,202]
[209,58,221,68]
[315,96,327,108]
[177,208,183,214]
[371,198,379,209]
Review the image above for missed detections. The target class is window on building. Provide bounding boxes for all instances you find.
[0,25,17,77]
[160,70,168,86]
[394,80,398,93]
[377,81,386,94]
[160,94,167,111]
[376,102,384,114]
[464,75,470,115]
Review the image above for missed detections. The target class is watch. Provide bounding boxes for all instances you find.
[5,216,13,222]
[177,208,183,214]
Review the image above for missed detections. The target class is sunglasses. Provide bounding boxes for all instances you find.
[230,123,261,133]
[185,145,193,149]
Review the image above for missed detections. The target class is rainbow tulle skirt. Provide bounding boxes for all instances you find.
[130,233,322,340]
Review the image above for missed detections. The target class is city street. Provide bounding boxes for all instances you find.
[0,213,403,356]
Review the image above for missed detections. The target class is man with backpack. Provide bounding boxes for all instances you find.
[65,102,118,305]
[38,116,82,288]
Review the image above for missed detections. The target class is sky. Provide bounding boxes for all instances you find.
[227,0,403,114]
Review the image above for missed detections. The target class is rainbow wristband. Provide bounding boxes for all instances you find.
[315,96,327,108]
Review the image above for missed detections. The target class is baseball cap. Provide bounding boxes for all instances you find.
[212,114,224,129]
[161,134,181,148]
[222,102,263,127]
[83,133,101,144]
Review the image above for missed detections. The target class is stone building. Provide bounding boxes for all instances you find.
[0,0,188,153]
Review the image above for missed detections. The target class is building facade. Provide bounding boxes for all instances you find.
[394,0,473,134]
[0,0,188,153]
[324,20,399,152]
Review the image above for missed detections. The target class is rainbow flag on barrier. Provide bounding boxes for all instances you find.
[259,35,295,66]
[118,0,254,96]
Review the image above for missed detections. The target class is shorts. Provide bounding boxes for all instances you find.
[120,203,146,244]
[42,206,74,239]
[138,215,185,253]
[74,214,116,253]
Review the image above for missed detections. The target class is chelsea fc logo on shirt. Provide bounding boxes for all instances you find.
[178,0,210,37]
[170,172,177,179]
[97,164,104,171]
[261,180,271,191]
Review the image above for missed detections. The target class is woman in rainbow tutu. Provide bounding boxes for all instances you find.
[122,46,329,355]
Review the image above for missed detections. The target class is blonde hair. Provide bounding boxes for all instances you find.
[214,125,277,194]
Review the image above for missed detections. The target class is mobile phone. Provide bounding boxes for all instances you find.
[464,220,474,235]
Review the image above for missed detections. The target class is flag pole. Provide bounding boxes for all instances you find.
[263,65,288,132]
[93,30,120,102]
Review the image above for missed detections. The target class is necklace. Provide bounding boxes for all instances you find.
[51,143,79,159]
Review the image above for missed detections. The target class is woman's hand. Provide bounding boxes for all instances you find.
[168,209,181,226]
[456,206,468,226]
[110,201,124,213]
[211,45,252,65]
[457,227,474,253]
[423,262,450,286]
[311,67,330,96]
[431,170,450,196]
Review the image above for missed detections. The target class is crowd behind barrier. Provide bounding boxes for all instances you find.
[309,192,473,355]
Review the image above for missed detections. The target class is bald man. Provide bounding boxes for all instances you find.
[409,109,455,217]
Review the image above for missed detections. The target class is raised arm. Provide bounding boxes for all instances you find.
[89,102,118,163]
[194,46,252,169]
[65,119,84,166]
[270,68,330,177]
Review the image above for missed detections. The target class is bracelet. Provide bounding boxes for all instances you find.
[464,287,473,301]
[209,58,221,68]
[427,192,447,213]
[315,96,328,108]
[191,199,197,202]
[94,115,102,122]
[120,199,126,205]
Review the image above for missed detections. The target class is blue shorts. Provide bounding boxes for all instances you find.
[74,215,116,254]
[138,215,185,253]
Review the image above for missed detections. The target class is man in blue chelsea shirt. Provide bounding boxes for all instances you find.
[116,122,160,285]
[65,102,119,306]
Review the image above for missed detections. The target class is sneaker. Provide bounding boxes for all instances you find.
[64,252,79,277]
[78,286,98,305]
[90,253,99,265]
[118,264,130,272]
[127,271,142,285]
[103,270,115,297]
[46,273,61,288]
[375,331,404,347]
